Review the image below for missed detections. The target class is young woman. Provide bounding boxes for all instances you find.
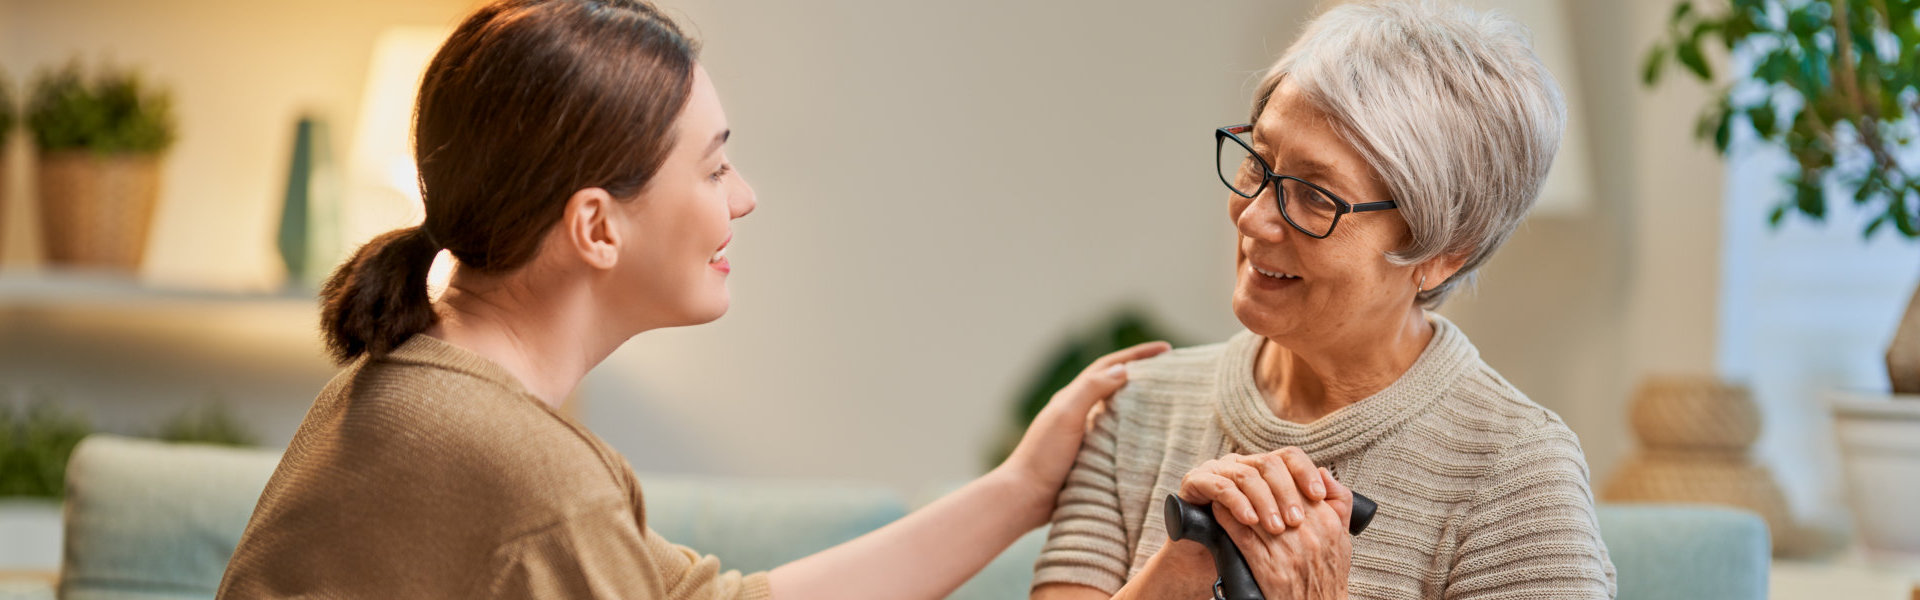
[215,1,1166,597]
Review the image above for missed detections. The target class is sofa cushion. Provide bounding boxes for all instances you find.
[60,436,279,600]
[1598,503,1770,600]
[59,436,1773,600]
[639,474,909,573]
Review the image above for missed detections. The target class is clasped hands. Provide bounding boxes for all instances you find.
[1171,448,1355,600]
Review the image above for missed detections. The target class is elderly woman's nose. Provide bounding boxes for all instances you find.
[1235,190,1290,240]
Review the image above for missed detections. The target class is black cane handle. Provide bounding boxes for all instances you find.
[1163,492,1378,600]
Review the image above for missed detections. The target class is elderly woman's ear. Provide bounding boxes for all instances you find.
[1414,253,1469,294]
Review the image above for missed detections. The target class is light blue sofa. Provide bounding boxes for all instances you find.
[54,435,1768,599]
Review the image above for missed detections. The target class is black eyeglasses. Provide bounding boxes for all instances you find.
[1215,124,1397,239]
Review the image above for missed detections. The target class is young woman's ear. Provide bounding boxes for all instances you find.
[562,187,623,270]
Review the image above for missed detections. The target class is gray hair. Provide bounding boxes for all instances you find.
[1252,0,1567,308]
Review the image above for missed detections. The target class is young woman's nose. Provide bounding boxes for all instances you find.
[730,175,757,219]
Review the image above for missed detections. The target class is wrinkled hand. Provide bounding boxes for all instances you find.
[1001,341,1170,520]
[1177,449,1354,600]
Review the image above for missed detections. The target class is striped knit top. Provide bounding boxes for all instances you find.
[1033,314,1616,598]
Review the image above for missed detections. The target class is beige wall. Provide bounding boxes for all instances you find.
[584,0,1307,487]
[2,0,1742,497]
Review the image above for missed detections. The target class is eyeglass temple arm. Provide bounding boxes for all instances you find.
[1348,200,1398,213]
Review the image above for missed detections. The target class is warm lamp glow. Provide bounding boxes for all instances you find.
[345,26,454,292]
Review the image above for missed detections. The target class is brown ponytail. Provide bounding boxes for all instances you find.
[318,0,698,364]
[319,227,440,363]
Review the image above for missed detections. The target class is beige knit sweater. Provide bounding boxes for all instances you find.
[1034,315,1616,599]
[218,334,770,599]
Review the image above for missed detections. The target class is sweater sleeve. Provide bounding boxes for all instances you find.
[1445,425,1617,600]
[1031,403,1132,594]
[484,502,772,600]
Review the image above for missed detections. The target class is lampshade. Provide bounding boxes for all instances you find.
[344,26,456,296]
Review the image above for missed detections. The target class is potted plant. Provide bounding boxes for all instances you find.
[26,62,176,271]
[0,396,92,575]
[0,395,256,576]
[1645,0,1920,562]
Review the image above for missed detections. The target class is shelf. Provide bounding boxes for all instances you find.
[0,271,317,310]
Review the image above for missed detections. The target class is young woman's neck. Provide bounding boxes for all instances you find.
[425,267,628,409]
[1253,306,1432,423]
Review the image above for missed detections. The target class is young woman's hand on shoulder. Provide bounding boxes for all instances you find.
[999,341,1171,524]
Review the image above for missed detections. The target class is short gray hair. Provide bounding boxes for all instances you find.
[1252,0,1566,308]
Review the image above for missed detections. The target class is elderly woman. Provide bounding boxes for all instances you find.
[1031,2,1615,599]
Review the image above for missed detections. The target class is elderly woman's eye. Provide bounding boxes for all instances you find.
[1299,186,1337,212]
[1237,160,1265,186]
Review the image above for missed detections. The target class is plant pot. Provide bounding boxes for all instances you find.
[36,151,162,271]
[1829,390,1920,567]
[1890,280,1920,394]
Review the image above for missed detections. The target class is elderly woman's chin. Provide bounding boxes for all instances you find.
[1230,264,1305,340]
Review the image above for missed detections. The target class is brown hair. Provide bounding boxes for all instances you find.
[320,0,700,364]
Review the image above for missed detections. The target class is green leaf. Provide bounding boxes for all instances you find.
[1644,45,1669,85]
[1677,38,1714,80]
[1854,169,1881,204]
[1673,0,1695,25]
[1722,9,1757,48]
[1714,109,1733,153]
[1866,213,1890,237]
[26,61,175,155]
[1795,178,1827,220]
[1895,191,1920,237]
[1747,104,1778,138]
[1769,203,1789,226]
[1756,50,1795,84]
[1787,3,1830,37]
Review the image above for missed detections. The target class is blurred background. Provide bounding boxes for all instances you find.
[2,0,1918,597]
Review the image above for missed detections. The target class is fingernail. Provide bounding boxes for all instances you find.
[1267,514,1284,532]
[1288,506,1305,524]
[1105,364,1126,378]
[1312,482,1326,498]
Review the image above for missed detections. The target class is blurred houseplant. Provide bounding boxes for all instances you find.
[0,397,255,500]
[0,398,92,499]
[156,400,257,448]
[987,308,1182,468]
[1644,0,1920,560]
[27,62,176,271]
[1645,0,1920,391]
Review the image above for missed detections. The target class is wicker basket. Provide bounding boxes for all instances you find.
[36,152,162,270]
[1602,375,1798,554]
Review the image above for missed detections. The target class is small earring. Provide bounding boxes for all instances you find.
[1417,274,1427,293]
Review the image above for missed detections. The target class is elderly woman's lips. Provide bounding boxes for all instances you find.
[1251,264,1301,280]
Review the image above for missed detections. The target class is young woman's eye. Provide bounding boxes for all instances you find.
[709,163,732,182]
